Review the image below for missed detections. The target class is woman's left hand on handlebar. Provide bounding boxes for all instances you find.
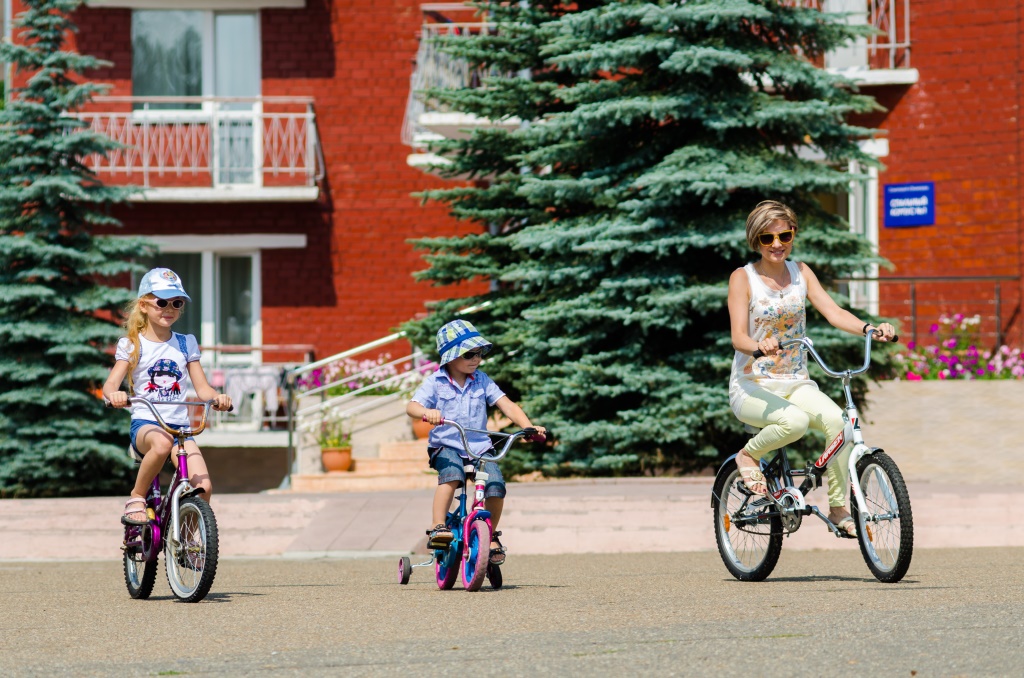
[869,322,897,342]
[212,394,233,411]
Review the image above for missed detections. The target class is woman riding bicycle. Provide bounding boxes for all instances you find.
[727,200,895,536]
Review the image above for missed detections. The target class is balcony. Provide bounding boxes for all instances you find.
[787,0,917,85]
[402,20,519,171]
[73,96,325,202]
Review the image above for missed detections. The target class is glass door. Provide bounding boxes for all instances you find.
[214,12,261,185]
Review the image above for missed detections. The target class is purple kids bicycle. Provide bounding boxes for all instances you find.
[397,419,545,592]
[117,397,227,603]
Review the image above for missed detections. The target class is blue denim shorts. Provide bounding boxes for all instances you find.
[431,446,506,499]
[130,419,195,459]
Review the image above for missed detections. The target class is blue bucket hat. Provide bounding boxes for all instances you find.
[436,319,492,366]
[138,267,191,302]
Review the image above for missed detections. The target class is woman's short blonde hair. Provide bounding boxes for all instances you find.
[745,200,798,251]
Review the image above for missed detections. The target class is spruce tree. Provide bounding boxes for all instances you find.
[406,0,893,475]
[0,0,148,496]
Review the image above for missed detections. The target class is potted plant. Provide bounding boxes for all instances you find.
[318,416,352,472]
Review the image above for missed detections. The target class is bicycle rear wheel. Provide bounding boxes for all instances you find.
[123,551,157,599]
[712,460,783,582]
[852,451,913,583]
[165,496,219,602]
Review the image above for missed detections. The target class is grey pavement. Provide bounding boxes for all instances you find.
[2,549,1023,676]
[1,379,1021,561]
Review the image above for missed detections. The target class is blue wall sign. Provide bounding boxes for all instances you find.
[884,182,935,228]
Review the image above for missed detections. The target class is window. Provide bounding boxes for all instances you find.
[132,10,260,103]
[132,10,261,184]
[135,251,261,366]
[132,11,204,109]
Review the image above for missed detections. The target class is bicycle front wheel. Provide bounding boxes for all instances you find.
[712,461,782,582]
[165,496,219,602]
[852,451,914,583]
[461,520,489,592]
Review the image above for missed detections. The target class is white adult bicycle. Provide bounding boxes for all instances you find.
[712,331,914,583]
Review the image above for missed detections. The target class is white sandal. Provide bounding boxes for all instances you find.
[737,466,767,496]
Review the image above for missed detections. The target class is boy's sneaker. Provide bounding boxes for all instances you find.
[426,524,453,549]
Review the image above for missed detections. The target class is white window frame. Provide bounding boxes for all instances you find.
[137,234,307,366]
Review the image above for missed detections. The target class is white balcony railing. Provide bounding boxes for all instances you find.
[786,0,911,70]
[72,96,325,201]
[402,22,518,148]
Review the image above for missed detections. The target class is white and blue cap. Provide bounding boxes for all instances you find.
[436,319,492,366]
[138,267,191,302]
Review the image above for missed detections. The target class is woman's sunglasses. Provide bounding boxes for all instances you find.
[152,298,185,309]
[758,230,795,247]
[462,348,489,360]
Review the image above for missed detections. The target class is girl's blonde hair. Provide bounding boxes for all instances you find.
[122,295,152,391]
[745,200,798,251]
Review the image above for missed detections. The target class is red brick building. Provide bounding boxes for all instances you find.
[3,0,1022,360]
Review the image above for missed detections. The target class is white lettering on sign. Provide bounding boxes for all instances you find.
[889,194,930,217]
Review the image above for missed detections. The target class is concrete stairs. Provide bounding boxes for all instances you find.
[289,439,437,493]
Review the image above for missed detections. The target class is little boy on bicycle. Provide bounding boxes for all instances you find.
[407,319,544,566]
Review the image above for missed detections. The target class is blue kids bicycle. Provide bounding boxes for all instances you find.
[398,419,544,592]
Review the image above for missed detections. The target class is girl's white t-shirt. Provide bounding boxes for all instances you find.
[115,333,201,426]
[728,260,815,414]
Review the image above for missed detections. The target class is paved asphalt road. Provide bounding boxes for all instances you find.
[2,547,1022,677]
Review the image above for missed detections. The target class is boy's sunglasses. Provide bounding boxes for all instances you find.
[152,298,185,309]
[758,230,795,247]
[462,348,489,360]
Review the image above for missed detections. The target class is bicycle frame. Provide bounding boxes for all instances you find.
[406,420,540,576]
[735,332,896,534]
[122,398,220,562]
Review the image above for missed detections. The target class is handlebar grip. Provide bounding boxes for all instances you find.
[525,433,547,443]
[752,349,764,359]
[422,415,444,425]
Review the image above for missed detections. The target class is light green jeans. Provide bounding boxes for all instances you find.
[735,382,850,507]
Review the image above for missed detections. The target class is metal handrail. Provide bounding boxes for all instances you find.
[283,301,493,484]
[836,275,1021,347]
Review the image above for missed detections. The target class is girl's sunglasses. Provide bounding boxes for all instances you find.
[462,348,489,360]
[758,230,795,247]
[152,298,185,309]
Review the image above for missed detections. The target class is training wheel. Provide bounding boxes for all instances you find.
[398,556,412,585]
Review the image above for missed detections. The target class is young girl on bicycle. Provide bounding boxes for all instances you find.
[102,268,231,526]
[407,319,544,565]
[728,201,895,536]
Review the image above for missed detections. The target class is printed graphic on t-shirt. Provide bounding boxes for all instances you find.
[146,358,184,399]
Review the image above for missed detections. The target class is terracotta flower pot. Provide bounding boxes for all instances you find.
[321,446,352,472]
[412,418,433,440]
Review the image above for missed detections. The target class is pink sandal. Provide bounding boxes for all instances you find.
[121,497,148,526]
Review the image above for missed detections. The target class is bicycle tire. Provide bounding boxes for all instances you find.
[712,460,783,582]
[487,563,503,590]
[123,550,157,599]
[852,451,914,583]
[461,520,489,592]
[398,556,412,585]
[165,496,219,603]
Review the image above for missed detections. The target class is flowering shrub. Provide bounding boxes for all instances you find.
[297,354,439,395]
[890,313,1024,380]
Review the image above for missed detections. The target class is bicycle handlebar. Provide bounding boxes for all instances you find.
[423,416,546,463]
[751,330,899,378]
[106,397,232,437]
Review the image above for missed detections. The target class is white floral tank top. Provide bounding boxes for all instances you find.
[728,260,814,410]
